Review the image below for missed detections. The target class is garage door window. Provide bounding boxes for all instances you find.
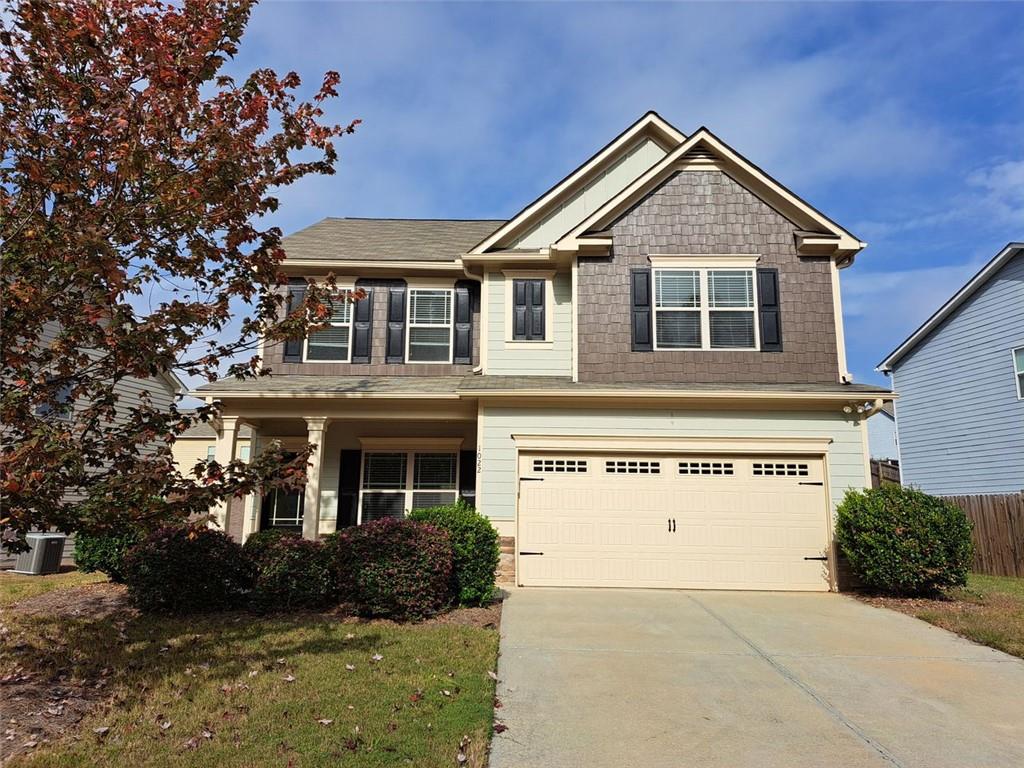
[678,460,735,476]
[533,458,588,473]
[360,451,457,522]
[752,462,809,477]
[606,460,661,474]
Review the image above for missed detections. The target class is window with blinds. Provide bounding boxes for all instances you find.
[653,268,757,350]
[408,289,453,362]
[360,451,457,522]
[305,295,353,361]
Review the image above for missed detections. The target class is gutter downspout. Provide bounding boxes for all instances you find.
[459,258,485,374]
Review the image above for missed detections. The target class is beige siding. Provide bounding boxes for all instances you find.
[485,271,573,376]
[171,438,251,473]
[511,137,666,249]
[477,405,867,522]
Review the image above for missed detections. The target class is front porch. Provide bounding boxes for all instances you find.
[210,398,478,543]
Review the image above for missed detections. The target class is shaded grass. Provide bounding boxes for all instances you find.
[871,574,1024,659]
[4,600,498,767]
[0,568,107,607]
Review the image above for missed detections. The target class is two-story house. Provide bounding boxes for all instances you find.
[878,242,1024,495]
[194,112,890,592]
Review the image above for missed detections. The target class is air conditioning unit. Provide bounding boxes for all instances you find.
[12,533,67,576]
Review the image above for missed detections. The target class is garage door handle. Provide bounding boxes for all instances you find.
[798,481,824,486]
[803,556,828,561]
[519,551,544,556]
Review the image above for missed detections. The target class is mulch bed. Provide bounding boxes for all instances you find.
[0,584,502,765]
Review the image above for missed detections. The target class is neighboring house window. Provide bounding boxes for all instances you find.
[206,445,217,461]
[304,294,353,362]
[239,444,251,462]
[653,268,757,350]
[512,279,545,340]
[359,451,457,522]
[1014,347,1024,400]
[407,288,453,362]
[36,378,75,421]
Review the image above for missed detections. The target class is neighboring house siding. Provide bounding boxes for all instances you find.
[485,270,573,376]
[577,169,840,384]
[477,405,867,523]
[264,279,480,376]
[892,252,1024,495]
[866,413,898,460]
[511,137,667,249]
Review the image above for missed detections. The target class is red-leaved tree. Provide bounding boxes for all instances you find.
[0,0,358,549]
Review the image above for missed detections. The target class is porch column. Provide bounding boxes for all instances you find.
[302,417,329,540]
[241,424,261,542]
[211,416,239,533]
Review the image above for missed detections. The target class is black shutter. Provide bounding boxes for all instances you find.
[630,268,652,352]
[458,450,476,507]
[283,281,307,362]
[351,286,373,364]
[513,279,545,341]
[385,282,407,363]
[513,279,528,339]
[757,268,783,352]
[338,450,361,528]
[529,280,545,340]
[453,281,473,364]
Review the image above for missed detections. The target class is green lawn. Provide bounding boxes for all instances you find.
[2,575,500,767]
[900,574,1024,659]
[0,568,107,607]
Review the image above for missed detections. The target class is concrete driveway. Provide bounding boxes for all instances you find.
[490,589,1024,768]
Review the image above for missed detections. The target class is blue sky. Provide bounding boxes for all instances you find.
[229,1,1023,386]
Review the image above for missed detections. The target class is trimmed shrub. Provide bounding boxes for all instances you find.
[325,518,453,620]
[409,501,499,606]
[124,525,253,613]
[75,528,143,583]
[835,485,974,596]
[243,530,335,612]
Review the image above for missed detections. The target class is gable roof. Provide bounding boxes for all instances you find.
[878,242,1024,372]
[282,218,506,263]
[469,111,686,254]
[552,127,865,262]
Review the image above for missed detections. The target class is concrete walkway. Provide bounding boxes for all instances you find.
[490,589,1024,768]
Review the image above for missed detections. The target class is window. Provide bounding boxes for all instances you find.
[360,451,458,522]
[261,450,304,530]
[513,279,546,340]
[653,268,757,350]
[206,445,217,461]
[1014,347,1024,400]
[533,458,588,473]
[678,461,735,476]
[304,294,352,362]
[36,377,75,421]
[606,460,661,474]
[752,462,809,477]
[408,289,453,362]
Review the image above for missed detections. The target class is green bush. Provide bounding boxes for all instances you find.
[409,501,499,606]
[325,518,452,620]
[835,485,974,595]
[243,530,335,612]
[75,528,143,583]
[124,525,253,613]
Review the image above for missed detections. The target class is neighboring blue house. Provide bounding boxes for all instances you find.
[878,242,1024,496]
[866,402,898,460]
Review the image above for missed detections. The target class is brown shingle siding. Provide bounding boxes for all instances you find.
[577,169,840,384]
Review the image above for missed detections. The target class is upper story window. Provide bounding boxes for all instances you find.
[653,268,757,350]
[1014,347,1024,400]
[407,288,453,363]
[304,294,353,362]
[36,377,75,422]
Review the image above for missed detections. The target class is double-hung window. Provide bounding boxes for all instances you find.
[1014,347,1024,400]
[304,293,353,362]
[653,267,757,350]
[360,451,458,522]
[408,289,453,362]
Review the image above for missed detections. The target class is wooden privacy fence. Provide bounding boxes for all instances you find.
[869,459,901,488]
[942,493,1024,578]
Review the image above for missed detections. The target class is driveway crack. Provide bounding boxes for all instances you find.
[686,594,907,768]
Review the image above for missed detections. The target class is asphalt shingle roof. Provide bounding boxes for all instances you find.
[280,218,506,263]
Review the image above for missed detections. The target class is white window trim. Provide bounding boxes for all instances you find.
[1013,346,1024,400]
[406,285,455,364]
[357,449,460,524]
[503,269,556,346]
[652,266,760,352]
[301,281,356,364]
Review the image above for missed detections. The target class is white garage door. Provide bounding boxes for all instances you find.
[517,452,832,591]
